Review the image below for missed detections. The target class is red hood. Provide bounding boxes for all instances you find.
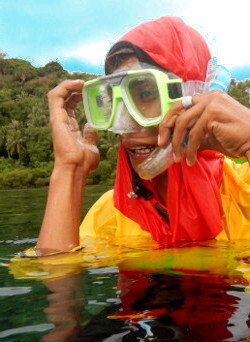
[107,16,211,81]
[108,17,224,244]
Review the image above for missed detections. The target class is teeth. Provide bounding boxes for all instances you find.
[135,148,151,154]
[129,146,154,154]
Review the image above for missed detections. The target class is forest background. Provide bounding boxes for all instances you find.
[0,53,249,189]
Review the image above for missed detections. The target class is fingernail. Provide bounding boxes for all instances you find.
[157,135,161,146]
[73,79,84,83]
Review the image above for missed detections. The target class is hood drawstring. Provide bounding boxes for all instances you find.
[131,167,169,223]
[130,166,153,200]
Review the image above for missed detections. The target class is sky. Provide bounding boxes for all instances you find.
[0,0,249,80]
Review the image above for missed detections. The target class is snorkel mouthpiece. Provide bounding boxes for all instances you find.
[137,144,175,180]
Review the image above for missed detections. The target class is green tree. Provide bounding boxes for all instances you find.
[0,126,6,150]
[4,58,37,83]
[27,100,49,127]
[5,120,26,159]
[0,56,104,188]
[26,126,53,166]
[0,96,42,122]
[42,61,64,74]
[98,131,119,160]
[228,79,250,108]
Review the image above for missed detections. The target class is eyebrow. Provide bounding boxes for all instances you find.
[129,79,157,91]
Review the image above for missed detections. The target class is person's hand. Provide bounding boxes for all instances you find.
[158,90,250,165]
[48,79,100,173]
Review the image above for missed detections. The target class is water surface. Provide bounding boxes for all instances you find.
[1,187,250,341]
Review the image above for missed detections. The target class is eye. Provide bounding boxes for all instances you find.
[129,77,159,103]
[138,88,158,102]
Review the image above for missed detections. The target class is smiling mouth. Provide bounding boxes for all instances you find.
[128,145,155,155]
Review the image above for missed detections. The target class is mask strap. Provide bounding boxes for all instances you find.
[131,166,153,200]
[182,58,231,96]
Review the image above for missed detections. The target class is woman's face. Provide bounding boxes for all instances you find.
[113,57,160,174]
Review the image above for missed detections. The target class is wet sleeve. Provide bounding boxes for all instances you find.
[9,250,84,279]
[19,245,83,258]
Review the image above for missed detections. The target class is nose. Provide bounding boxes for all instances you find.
[111,100,141,134]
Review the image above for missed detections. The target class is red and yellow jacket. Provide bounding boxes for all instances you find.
[80,157,250,244]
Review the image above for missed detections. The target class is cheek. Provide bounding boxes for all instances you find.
[128,155,142,174]
[136,101,162,118]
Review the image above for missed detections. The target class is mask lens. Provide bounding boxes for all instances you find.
[126,75,161,119]
[85,81,113,128]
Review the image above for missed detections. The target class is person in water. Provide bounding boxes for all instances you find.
[33,16,250,255]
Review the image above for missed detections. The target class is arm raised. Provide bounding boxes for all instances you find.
[36,80,100,253]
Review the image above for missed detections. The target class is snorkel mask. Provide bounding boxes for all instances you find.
[83,68,182,133]
[83,61,231,180]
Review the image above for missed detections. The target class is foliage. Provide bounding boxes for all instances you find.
[0,55,249,188]
[0,156,21,172]
[0,169,33,188]
[0,56,119,188]
[228,79,250,108]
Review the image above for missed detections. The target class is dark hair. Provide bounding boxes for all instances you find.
[105,41,165,75]
[105,41,183,98]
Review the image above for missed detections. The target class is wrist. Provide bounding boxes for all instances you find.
[53,162,88,175]
[51,163,88,188]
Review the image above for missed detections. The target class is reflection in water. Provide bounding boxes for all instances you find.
[10,240,249,342]
[39,268,250,342]
[42,274,84,341]
[114,272,237,342]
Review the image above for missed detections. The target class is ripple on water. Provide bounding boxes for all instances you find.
[0,286,32,296]
[0,323,54,339]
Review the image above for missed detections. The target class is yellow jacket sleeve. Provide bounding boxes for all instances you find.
[218,158,250,240]
[79,190,150,243]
